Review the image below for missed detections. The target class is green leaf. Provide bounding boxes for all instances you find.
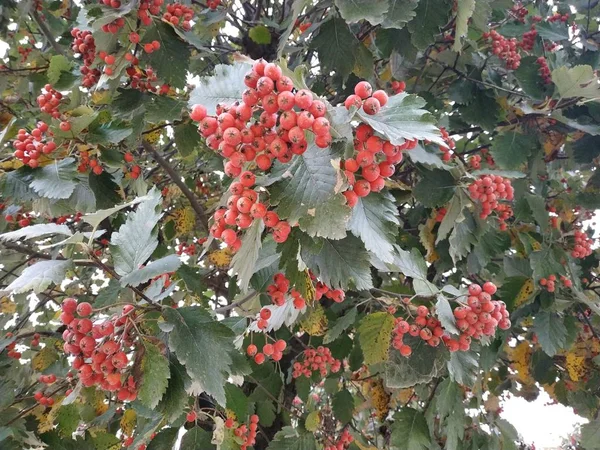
[447,350,479,386]
[47,55,72,85]
[552,65,600,100]
[142,23,190,89]
[334,0,388,24]
[452,0,476,51]
[573,135,600,163]
[109,188,162,277]
[358,312,395,365]
[436,294,459,334]
[385,338,448,388]
[413,168,456,207]
[514,56,546,100]
[188,62,251,115]
[231,220,265,293]
[471,0,491,31]
[449,209,478,263]
[180,427,216,450]
[87,121,133,144]
[533,311,567,357]
[436,192,465,244]
[91,431,121,450]
[332,389,354,424]
[310,17,359,81]
[536,21,569,41]
[458,90,500,131]
[163,306,236,407]
[525,193,549,232]
[530,246,564,281]
[390,408,431,450]
[224,384,248,420]
[277,0,309,57]
[406,145,451,169]
[581,418,600,449]
[448,79,476,104]
[174,122,201,157]
[147,428,179,450]
[256,399,276,426]
[267,426,318,450]
[56,404,80,437]
[357,93,443,145]
[435,379,463,419]
[30,158,77,199]
[270,139,342,224]
[120,254,182,288]
[489,131,538,170]
[348,191,399,263]
[301,234,373,290]
[1,259,72,295]
[381,0,419,29]
[158,358,191,423]
[298,194,351,240]
[176,265,206,296]
[324,307,357,344]
[387,246,438,296]
[248,24,272,44]
[407,0,452,50]
[137,342,170,409]
[0,223,72,242]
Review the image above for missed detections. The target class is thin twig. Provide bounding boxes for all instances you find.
[32,11,65,56]
[214,291,257,313]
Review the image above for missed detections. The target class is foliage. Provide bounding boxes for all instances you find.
[0,1,600,449]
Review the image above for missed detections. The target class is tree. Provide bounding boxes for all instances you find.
[0,0,599,448]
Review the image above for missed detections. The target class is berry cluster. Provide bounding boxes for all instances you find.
[246,337,287,365]
[143,40,161,54]
[342,123,415,206]
[292,347,341,378]
[482,30,521,69]
[392,305,444,357]
[38,373,57,385]
[138,0,164,26]
[163,2,193,30]
[30,332,41,347]
[70,28,101,88]
[540,274,572,292]
[12,122,56,168]
[37,84,62,118]
[536,57,552,84]
[548,13,569,23]
[206,0,221,9]
[469,154,482,169]
[60,298,138,400]
[467,175,514,229]
[324,428,354,450]
[17,44,33,62]
[4,211,34,227]
[510,3,528,22]
[77,149,104,175]
[344,80,389,115]
[438,127,456,162]
[123,152,142,178]
[33,391,55,406]
[225,414,260,450]
[176,241,198,256]
[5,337,21,359]
[391,80,406,94]
[571,229,593,259]
[520,27,537,51]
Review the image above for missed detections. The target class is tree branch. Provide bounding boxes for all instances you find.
[141,140,209,231]
[31,11,66,56]
[214,291,257,313]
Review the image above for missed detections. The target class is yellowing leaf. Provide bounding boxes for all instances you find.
[37,397,64,434]
[0,159,24,170]
[32,346,59,372]
[208,248,234,268]
[305,410,321,432]
[120,409,137,436]
[0,297,17,313]
[542,383,558,402]
[565,352,587,382]
[145,126,164,144]
[508,342,532,384]
[419,217,439,263]
[300,269,316,304]
[358,312,395,365]
[300,304,328,336]
[543,131,566,157]
[91,90,112,105]
[173,206,196,235]
[515,278,535,307]
[367,378,391,421]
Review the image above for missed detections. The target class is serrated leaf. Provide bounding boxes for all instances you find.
[270,142,342,223]
[435,294,459,334]
[525,193,548,232]
[581,418,600,449]
[552,65,600,100]
[248,24,272,44]
[452,0,476,51]
[92,430,121,450]
[119,409,136,436]
[436,192,464,244]
[141,23,190,89]
[390,408,431,450]
[147,428,179,450]
[83,192,153,229]
[435,379,463,419]
[324,307,357,344]
[407,0,452,50]
[256,399,276,427]
[413,168,456,207]
[163,306,235,407]
[158,358,190,423]
[174,122,201,157]
[533,311,567,357]
[180,427,215,450]
[489,132,538,171]
[267,426,318,450]
[109,188,162,277]
[137,342,170,409]
[385,338,448,388]
[530,246,564,281]
[310,17,359,81]
[56,404,79,437]
[358,312,395,365]
[188,62,251,115]
[382,0,419,29]
[348,191,399,263]
[230,220,265,293]
[47,55,72,85]
[30,158,77,199]
[301,234,373,290]
[458,90,499,131]
[406,145,451,169]
[387,246,438,296]
[332,389,354,424]
[0,223,72,242]
[224,384,248,420]
[357,93,443,145]
[514,56,547,100]
[1,259,72,295]
[87,121,132,144]
[298,193,351,240]
[32,346,59,371]
[120,254,182,288]
[447,350,479,386]
[449,209,478,263]
[334,0,388,24]
[536,21,569,41]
